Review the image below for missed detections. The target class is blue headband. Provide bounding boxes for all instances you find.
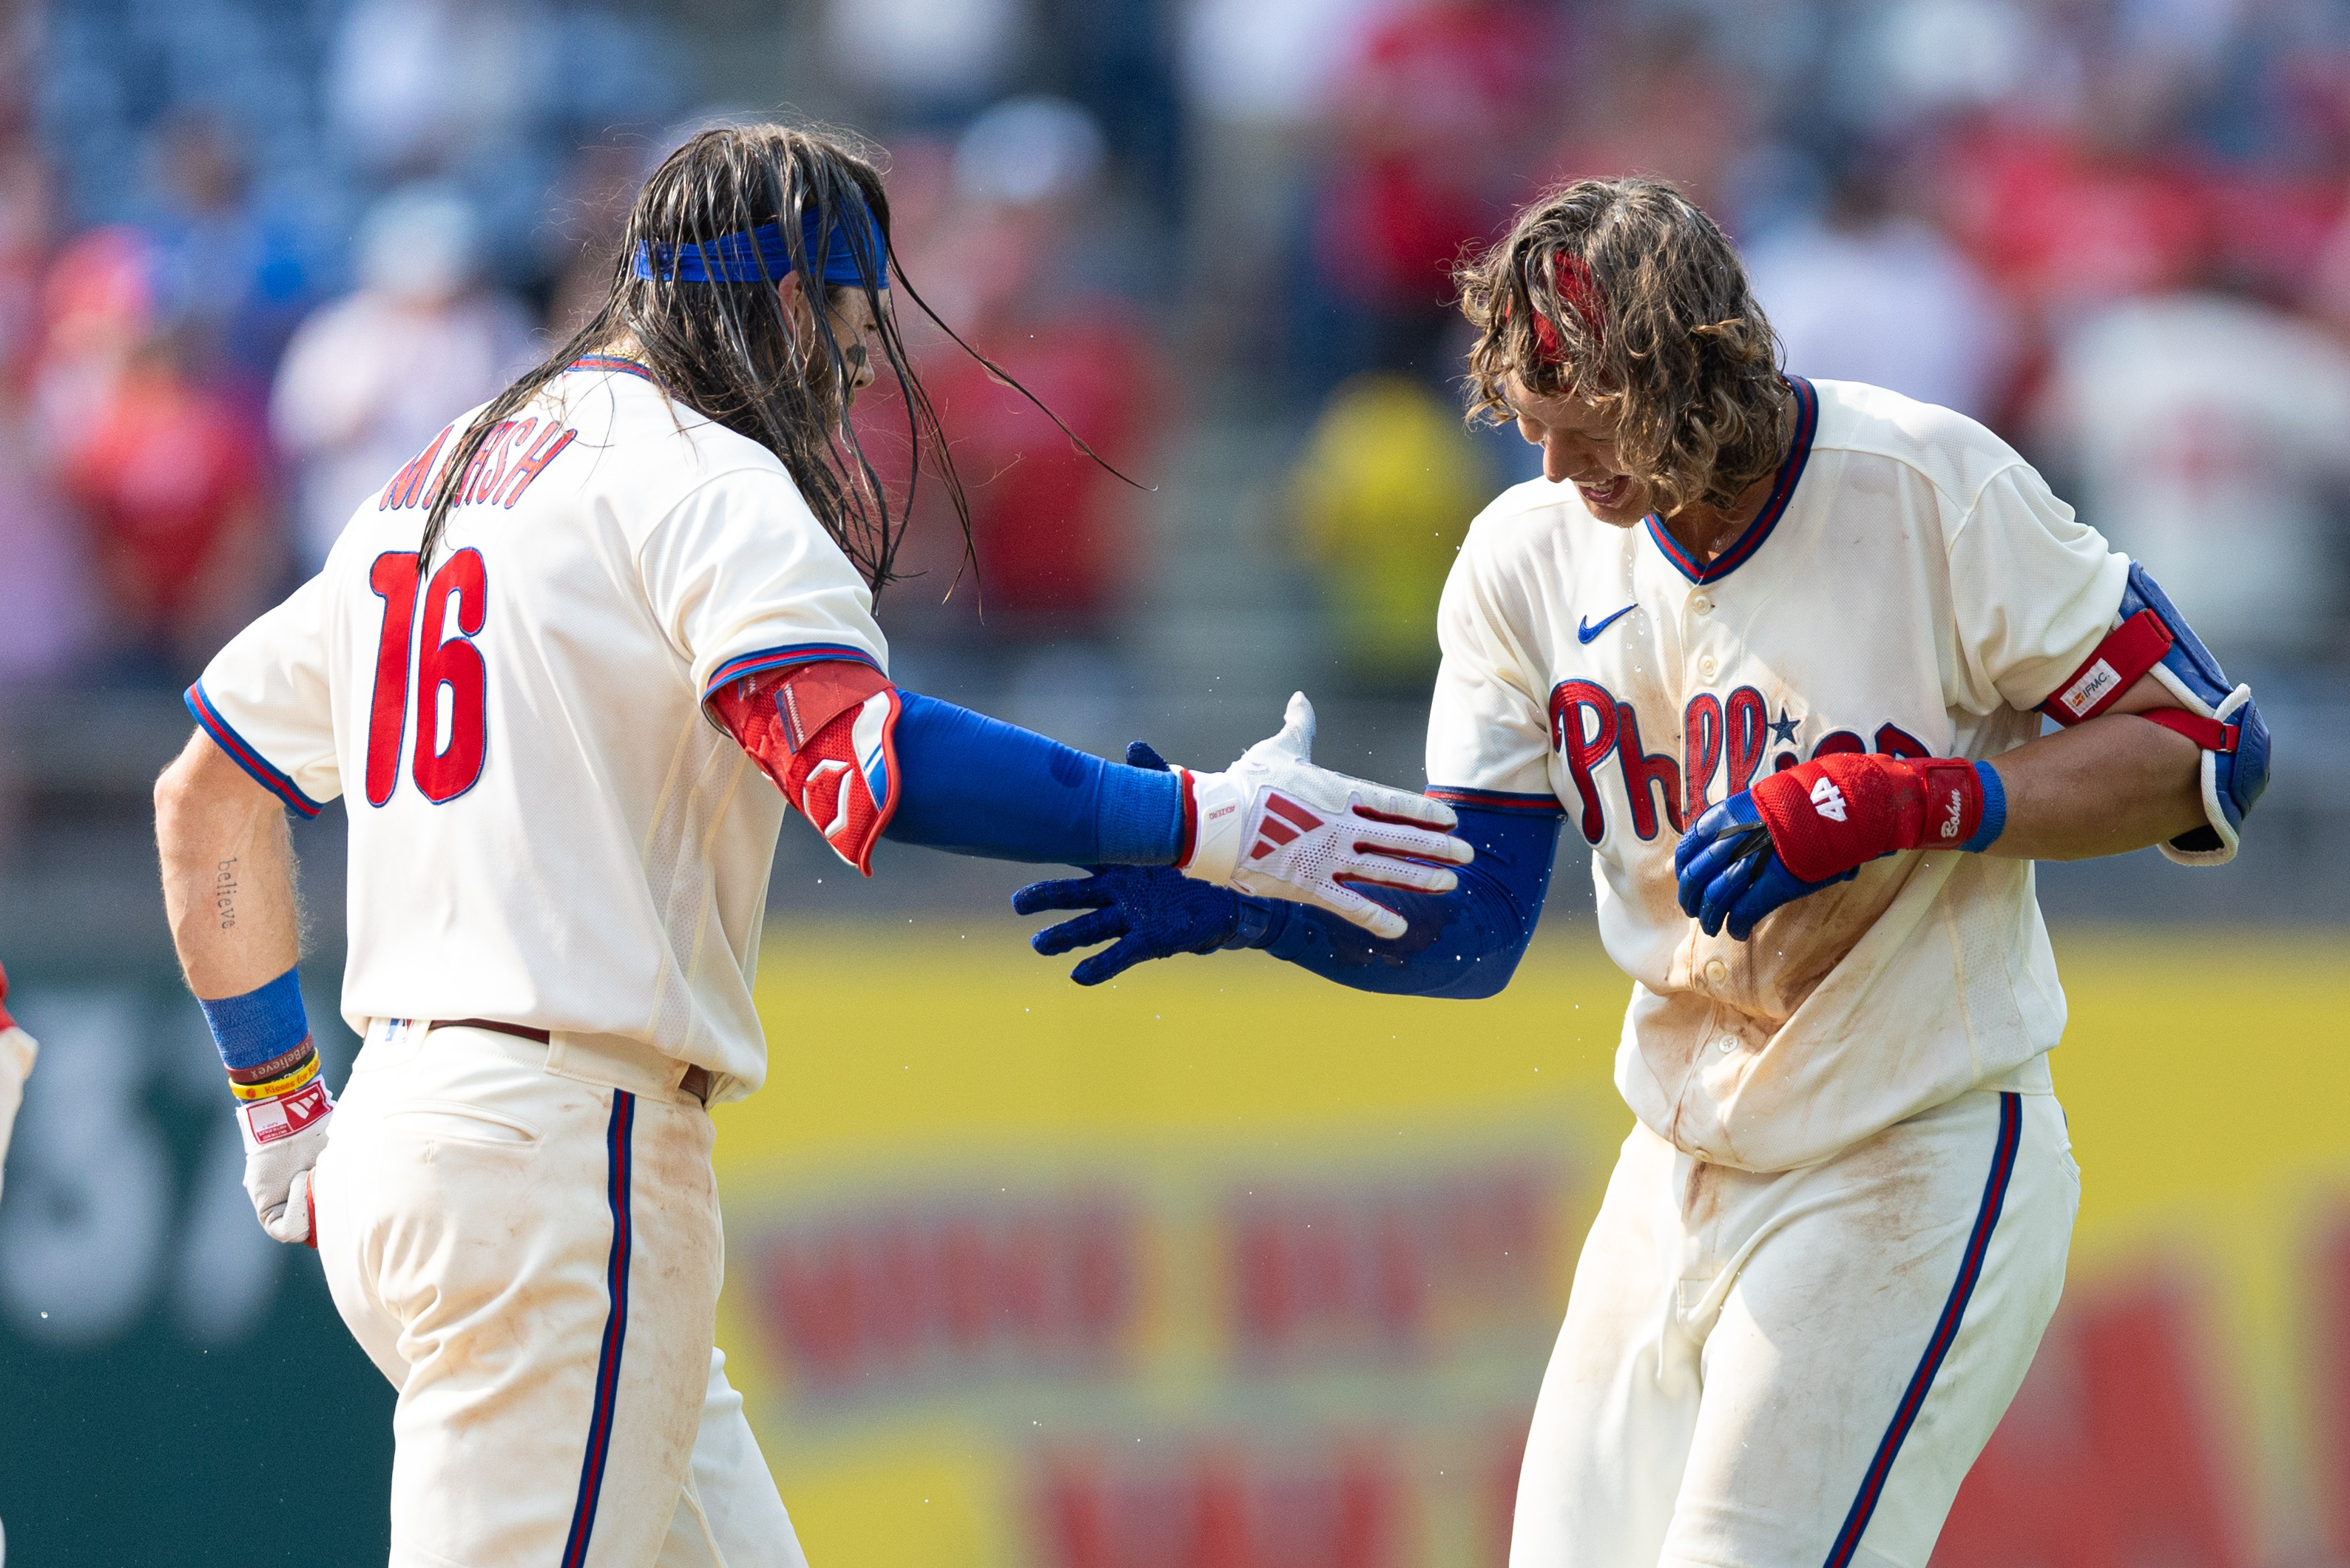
[632,203,888,286]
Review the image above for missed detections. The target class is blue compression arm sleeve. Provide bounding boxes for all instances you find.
[880,692,1185,865]
[1232,801,1561,999]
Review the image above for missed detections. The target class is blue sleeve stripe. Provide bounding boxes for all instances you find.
[1427,785,1564,817]
[184,683,325,819]
[702,643,880,700]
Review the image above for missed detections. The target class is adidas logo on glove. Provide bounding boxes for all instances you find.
[1247,794,1325,861]
[1174,692,1473,940]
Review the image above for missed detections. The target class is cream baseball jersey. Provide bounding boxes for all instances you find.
[189,359,887,1095]
[1427,377,2128,1172]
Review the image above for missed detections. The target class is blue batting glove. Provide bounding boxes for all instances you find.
[1010,739,1243,986]
[1013,864,1242,986]
[1674,791,1857,942]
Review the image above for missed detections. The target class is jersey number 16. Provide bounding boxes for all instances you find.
[365,550,489,807]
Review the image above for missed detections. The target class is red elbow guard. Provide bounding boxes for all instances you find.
[1750,753,1992,883]
[709,660,902,875]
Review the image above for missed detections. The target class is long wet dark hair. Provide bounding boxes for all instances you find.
[418,124,970,592]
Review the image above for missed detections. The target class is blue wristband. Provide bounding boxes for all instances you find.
[198,967,311,1071]
[1095,765,1184,863]
[1959,761,2007,854]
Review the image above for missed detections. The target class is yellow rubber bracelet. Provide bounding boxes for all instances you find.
[228,1053,320,1103]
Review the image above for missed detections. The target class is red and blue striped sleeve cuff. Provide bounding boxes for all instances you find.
[1427,786,1564,817]
[184,683,325,818]
[701,643,882,702]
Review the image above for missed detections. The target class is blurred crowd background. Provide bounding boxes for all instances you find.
[1,0,2347,1564]
[2,0,2349,701]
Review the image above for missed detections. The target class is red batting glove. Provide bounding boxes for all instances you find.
[1749,753,2003,882]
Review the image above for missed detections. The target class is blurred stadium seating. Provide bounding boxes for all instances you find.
[0,0,2345,1564]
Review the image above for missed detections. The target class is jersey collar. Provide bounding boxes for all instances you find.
[1644,375,1817,585]
[565,354,660,385]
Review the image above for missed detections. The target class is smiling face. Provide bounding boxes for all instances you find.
[1503,374,1652,527]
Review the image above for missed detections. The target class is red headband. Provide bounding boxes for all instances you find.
[1528,254,1606,365]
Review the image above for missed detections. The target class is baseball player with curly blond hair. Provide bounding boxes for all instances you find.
[1019,176,2268,1567]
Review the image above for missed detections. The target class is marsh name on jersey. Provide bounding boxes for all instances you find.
[187,359,890,1096]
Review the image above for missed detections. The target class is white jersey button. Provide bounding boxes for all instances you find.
[1716,1036,1738,1053]
[1697,654,1719,680]
[1691,593,1713,615]
[1704,957,1729,985]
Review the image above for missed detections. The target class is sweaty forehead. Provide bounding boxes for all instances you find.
[1505,376,1611,438]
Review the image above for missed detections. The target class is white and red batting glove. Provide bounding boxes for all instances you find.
[232,1041,334,1246]
[1172,693,1472,939]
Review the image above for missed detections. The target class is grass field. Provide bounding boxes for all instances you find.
[711,920,2350,1566]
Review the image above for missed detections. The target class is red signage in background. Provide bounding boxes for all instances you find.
[735,1151,1572,1566]
[1039,1444,1403,1568]
[757,1194,1138,1397]
[1230,1166,1553,1362]
[1935,1277,2246,1568]
[2322,1219,2350,1564]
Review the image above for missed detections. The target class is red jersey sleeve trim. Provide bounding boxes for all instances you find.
[184,683,325,818]
[1426,786,1566,817]
[702,643,882,702]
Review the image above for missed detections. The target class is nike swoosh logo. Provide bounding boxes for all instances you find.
[1577,604,1636,643]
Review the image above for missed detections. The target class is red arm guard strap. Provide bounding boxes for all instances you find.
[2138,707,2241,754]
[708,660,902,875]
[2043,609,2173,726]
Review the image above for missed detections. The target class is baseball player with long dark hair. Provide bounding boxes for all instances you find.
[1016,177,2269,1567]
[152,123,1468,1568]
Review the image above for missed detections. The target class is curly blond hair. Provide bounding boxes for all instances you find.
[1456,178,1788,516]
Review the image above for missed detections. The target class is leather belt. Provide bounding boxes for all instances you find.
[439,1016,550,1044]
[432,1018,712,1105]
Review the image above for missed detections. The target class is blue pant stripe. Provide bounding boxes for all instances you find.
[1822,1091,2022,1568]
[560,1090,635,1568]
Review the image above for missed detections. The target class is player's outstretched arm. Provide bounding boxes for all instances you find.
[1675,561,2269,940]
[155,731,331,1246]
[0,960,38,1200]
[709,667,1471,939]
[1013,743,1561,993]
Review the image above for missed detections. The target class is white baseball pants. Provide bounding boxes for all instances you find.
[1512,1089,2078,1568]
[314,1021,808,1568]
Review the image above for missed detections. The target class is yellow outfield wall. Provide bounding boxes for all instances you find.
[711,921,2350,1568]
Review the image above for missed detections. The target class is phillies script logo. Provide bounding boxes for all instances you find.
[1548,678,1931,846]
